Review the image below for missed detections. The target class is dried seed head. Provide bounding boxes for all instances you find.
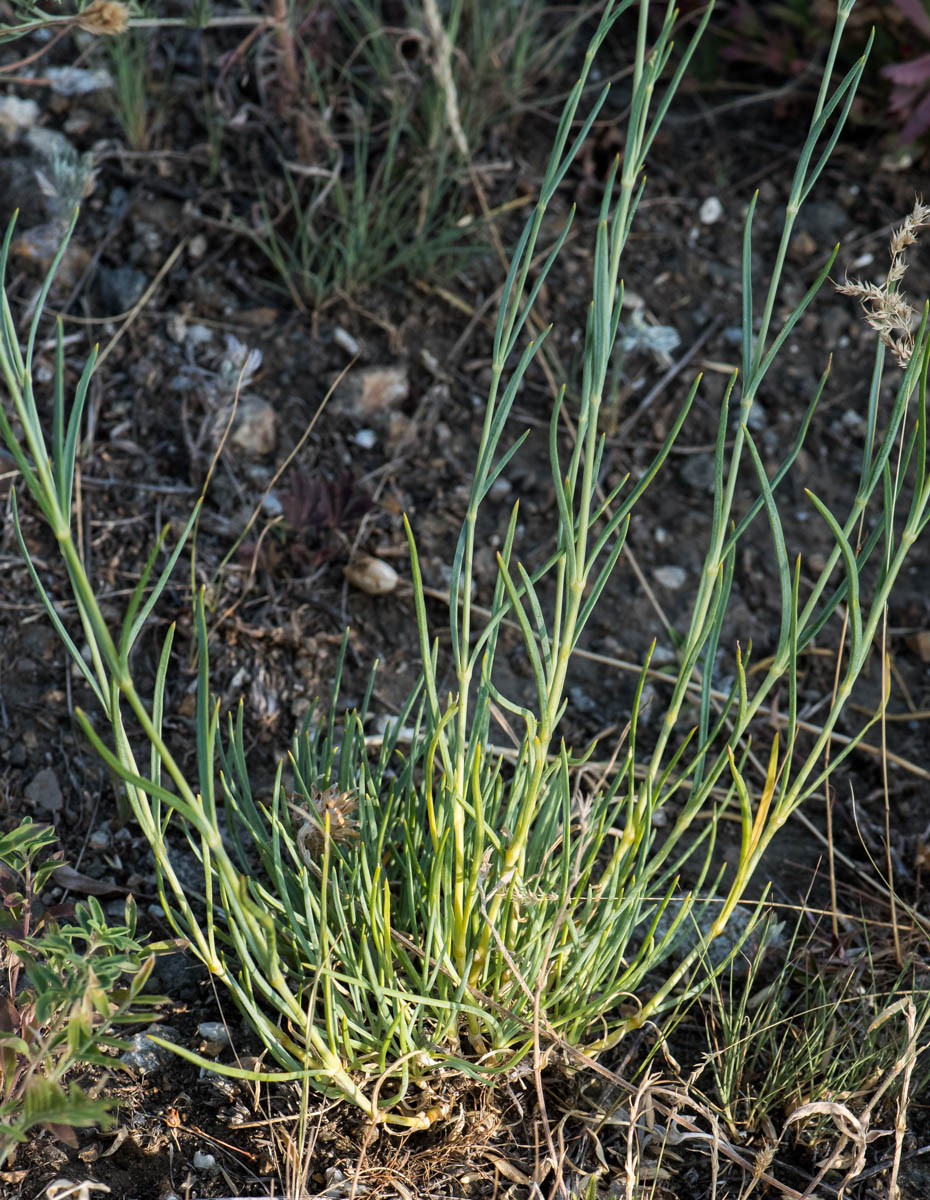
[76,0,129,36]
[289,785,360,863]
[836,197,930,368]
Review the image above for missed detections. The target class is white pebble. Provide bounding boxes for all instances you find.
[699,196,724,225]
[333,327,360,356]
[653,565,687,590]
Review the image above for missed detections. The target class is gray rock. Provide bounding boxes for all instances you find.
[120,1024,181,1074]
[569,685,598,714]
[96,264,148,315]
[653,565,687,590]
[649,900,783,972]
[25,767,63,816]
[680,451,716,493]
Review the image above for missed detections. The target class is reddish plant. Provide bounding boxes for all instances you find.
[883,1,930,143]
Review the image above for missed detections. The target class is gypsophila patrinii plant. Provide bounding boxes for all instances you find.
[1,0,926,1129]
[0,819,168,1162]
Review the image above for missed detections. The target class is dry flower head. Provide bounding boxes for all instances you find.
[76,0,129,36]
[836,198,930,368]
[288,785,359,866]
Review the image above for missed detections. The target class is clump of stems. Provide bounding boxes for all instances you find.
[1,0,927,1129]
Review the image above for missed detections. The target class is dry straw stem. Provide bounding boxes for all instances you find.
[422,0,469,160]
[836,197,930,366]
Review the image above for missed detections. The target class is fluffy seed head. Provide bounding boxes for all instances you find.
[836,197,930,368]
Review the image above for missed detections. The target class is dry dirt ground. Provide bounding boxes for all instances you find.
[1,7,929,1198]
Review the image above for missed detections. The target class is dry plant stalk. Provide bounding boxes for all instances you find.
[836,198,930,366]
[422,0,469,160]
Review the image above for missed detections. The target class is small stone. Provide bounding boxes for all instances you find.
[333,326,360,356]
[335,364,408,419]
[353,428,376,449]
[186,323,213,347]
[120,1025,179,1074]
[96,264,148,315]
[198,1021,230,1045]
[344,555,399,596]
[699,196,723,225]
[262,489,283,517]
[653,565,687,590]
[0,95,39,138]
[45,66,112,96]
[789,230,817,260]
[25,767,63,815]
[358,365,408,413]
[166,313,187,344]
[680,452,716,493]
[88,826,110,852]
[420,347,441,375]
[231,397,276,456]
[197,1021,231,1056]
[568,686,597,714]
[911,630,930,663]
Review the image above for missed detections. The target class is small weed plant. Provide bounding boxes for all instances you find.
[0,0,925,1134]
[0,820,167,1163]
[248,0,589,306]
